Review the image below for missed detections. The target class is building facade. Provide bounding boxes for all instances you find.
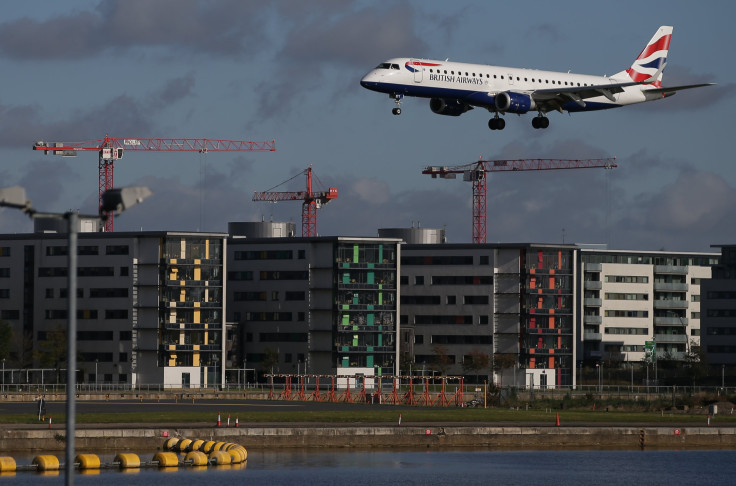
[701,245,736,365]
[226,230,400,379]
[0,229,226,389]
[578,249,717,365]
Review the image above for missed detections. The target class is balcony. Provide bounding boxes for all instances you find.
[584,298,602,307]
[585,263,602,272]
[584,315,602,325]
[653,316,688,326]
[654,334,688,344]
[653,282,688,292]
[583,332,602,341]
[584,281,602,290]
[654,265,688,274]
[653,300,688,310]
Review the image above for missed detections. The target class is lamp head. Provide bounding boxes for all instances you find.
[100,186,152,214]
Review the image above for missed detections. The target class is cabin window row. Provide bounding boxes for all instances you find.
[428,68,592,87]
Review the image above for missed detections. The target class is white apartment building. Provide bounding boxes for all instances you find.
[579,249,718,364]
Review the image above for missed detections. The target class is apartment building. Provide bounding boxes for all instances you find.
[701,245,736,365]
[579,249,717,364]
[227,223,400,379]
[0,226,226,388]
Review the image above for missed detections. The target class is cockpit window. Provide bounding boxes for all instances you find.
[391,64,400,70]
[376,63,401,70]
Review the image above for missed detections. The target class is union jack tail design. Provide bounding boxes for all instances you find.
[626,26,673,87]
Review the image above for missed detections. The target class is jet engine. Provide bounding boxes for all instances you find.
[494,91,536,114]
[429,98,473,116]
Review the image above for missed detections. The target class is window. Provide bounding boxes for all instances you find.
[90,288,129,298]
[415,276,424,285]
[0,268,9,278]
[120,267,129,277]
[0,247,9,257]
[446,295,456,305]
[105,309,128,319]
[463,295,489,305]
[106,245,129,255]
[1,310,19,319]
[285,291,306,301]
[0,289,9,298]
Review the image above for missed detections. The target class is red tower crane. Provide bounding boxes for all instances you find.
[253,166,338,237]
[33,135,276,232]
[422,157,617,244]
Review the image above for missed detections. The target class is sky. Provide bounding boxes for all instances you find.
[0,0,733,252]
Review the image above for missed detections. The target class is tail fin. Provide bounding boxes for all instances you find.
[624,26,673,87]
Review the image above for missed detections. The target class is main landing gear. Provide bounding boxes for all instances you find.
[488,116,505,130]
[391,93,403,115]
[531,116,549,129]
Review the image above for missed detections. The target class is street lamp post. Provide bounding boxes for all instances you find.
[95,359,98,391]
[2,358,5,392]
[596,363,601,395]
[0,185,151,486]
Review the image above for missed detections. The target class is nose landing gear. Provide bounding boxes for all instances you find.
[391,93,403,115]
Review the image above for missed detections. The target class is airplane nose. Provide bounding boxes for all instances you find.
[360,72,378,90]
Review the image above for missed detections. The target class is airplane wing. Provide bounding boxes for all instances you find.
[530,80,645,111]
[642,83,716,96]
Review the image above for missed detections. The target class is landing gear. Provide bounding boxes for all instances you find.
[391,93,403,115]
[531,116,549,129]
[488,116,505,130]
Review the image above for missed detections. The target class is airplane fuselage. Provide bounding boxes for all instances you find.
[360,58,649,114]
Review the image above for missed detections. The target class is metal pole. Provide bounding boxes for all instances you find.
[65,211,78,486]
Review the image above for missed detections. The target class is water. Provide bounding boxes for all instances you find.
[3,449,736,485]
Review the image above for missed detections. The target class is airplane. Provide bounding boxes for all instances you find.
[360,26,713,130]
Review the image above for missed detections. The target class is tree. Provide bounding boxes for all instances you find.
[35,325,67,382]
[260,347,279,375]
[683,339,708,387]
[431,343,452,376]
[462,348,490,377]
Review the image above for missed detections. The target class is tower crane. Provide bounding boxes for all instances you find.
[253,166,337,237]
[422,157,617,244]
[33,135,276,232]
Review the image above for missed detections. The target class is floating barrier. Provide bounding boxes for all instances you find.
[0,456,16,473]
[114,453,141,469]
[75,454,101,470]
[32,455,60,471]
[5,436,248,475]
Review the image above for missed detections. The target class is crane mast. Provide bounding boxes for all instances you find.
[253,166,338,237]
[33,135,275,231]
[422,157,617,244]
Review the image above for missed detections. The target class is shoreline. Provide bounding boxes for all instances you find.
[3,424,736,454]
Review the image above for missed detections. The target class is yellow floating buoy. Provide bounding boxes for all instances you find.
[33,455,60,471]
[212,441,227,452]
[164,437,180,451]
[0,457,16,473]
[184,451,208,467]
[227,447,245,464]
[190,439,205,451]
[114,453,141,469]
[202,440,216,453]
[75,454,101,470]
[177,438,193,452]
[208,450,231,466]
[152,452,179,468]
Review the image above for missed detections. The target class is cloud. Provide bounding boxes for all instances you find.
[253,2,426,119]
[0,75,195,148]
[0,0,270,60]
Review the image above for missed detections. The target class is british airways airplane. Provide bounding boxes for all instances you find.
[360,26,713,130]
